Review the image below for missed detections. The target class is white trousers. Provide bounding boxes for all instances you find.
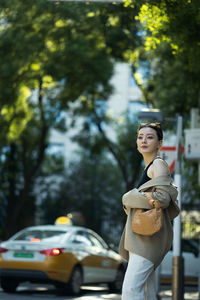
[122,253,157,300]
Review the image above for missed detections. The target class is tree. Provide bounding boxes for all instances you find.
[40,151,125,244]
[0,0,122,142]
[0,81,66,238]
[72,108,143,191]
[123,0,200,117]
[38,109,144,244]
[0,0,142,237]
[122,0,200,210]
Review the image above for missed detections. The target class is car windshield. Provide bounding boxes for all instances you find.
[13,229,69,243]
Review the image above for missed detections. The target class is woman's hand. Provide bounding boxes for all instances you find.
[126,205,131,209]
[143,192,161,208]
[143,192,153,204]
[123,205,130,215]
[123,205,130,210]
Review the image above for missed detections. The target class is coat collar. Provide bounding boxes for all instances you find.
[138,174,175,191]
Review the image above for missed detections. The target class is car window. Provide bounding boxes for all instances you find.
[71,231,92,246]
[87,233,106,249]
[13,230,67,243]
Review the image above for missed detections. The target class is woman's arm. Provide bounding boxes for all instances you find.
[149,158,170,178]
[123,160,172,210]
[122,188,152,209]
[144,159,171,208]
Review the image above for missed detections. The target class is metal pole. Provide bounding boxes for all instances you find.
[172,115,184,300]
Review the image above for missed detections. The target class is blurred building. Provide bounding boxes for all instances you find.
[48,62,142,165]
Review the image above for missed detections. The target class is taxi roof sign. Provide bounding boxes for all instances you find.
[55,216,72,226]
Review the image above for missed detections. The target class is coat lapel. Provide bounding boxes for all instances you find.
[138,175,174,191]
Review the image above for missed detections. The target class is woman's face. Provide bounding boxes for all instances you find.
[137,127,162,155]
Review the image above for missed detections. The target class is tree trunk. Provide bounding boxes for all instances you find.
[4,81,48,239]
[4,143,18,238]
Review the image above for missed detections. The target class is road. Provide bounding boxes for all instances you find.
[0,283,121,300]
[0,283,199,300]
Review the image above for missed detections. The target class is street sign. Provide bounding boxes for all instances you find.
[138,109,164,122]
[185,128,200,160]
[159,146,184,173]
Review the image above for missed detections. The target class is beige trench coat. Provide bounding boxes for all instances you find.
[119,175,179,268]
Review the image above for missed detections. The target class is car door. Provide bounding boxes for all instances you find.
[69,230,106,283]
[85,232,118,282]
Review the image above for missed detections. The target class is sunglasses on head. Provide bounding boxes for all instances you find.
[139,122,161,129]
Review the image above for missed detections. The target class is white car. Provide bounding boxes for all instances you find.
[0,225,125,295]
[160,238,200,284]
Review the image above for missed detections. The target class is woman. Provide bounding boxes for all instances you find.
[119,123,179,300]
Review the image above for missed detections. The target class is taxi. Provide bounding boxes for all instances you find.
[0,224,125,295]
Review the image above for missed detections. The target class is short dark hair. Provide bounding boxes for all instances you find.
[138,122,163,141]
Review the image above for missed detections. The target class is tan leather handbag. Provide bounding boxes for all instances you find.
[132,195,163,236]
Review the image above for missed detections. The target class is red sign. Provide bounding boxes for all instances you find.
[159,146,184,173]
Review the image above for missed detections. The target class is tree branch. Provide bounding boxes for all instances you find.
[95,118,129,188]
[132,63,153,107]
[15,79,49,221]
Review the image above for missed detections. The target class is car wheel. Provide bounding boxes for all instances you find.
[66,266,83,295]
[108,267,124,293]
[1,278,19,293]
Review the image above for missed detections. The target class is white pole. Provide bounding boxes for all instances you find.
[173,116,182,256]
[172,115,184,300]
[173,173,181,256]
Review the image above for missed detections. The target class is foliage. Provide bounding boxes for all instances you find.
[0,0,116,142]
[0,0,140,142]
[0,0,141,237]
[123,0,200,117]
[72,107,143,191]
[0,89,66,238]
[40,152,125,244]
[39,110,144,243]
[2,0,200,237]
[122,0,200,210]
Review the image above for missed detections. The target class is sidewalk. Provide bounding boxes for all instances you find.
[159,285,199,300]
